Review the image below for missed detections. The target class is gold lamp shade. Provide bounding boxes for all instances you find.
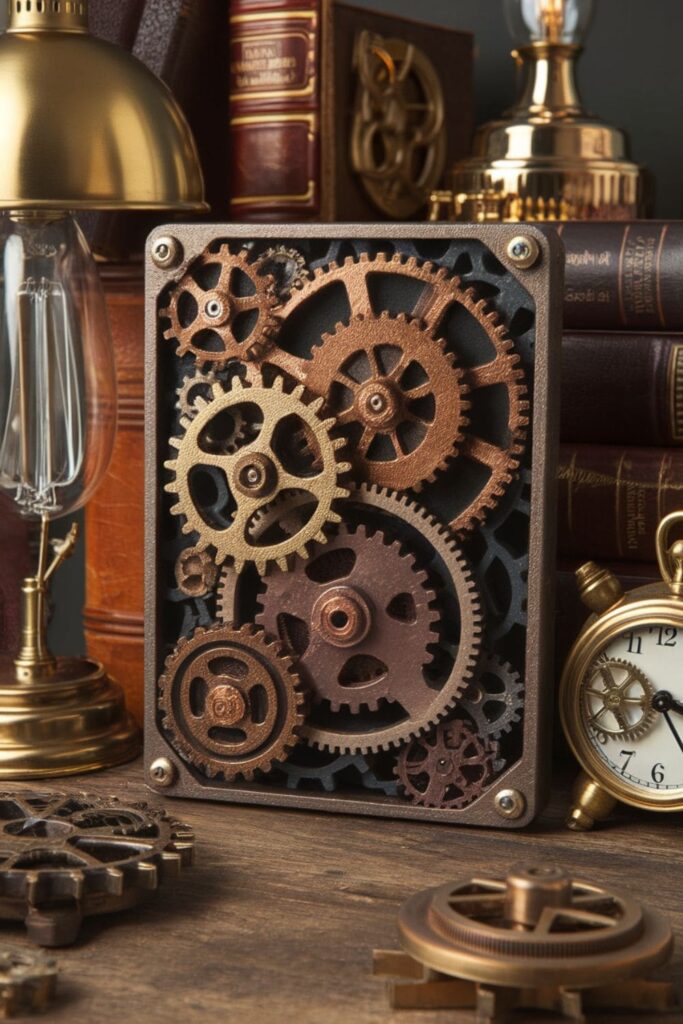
[0,0,207,211]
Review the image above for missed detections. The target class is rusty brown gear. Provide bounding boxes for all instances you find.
[303,312,469,490]
[161,245,279,365]
[396,718,498,809]
[255,523,440,714]
[158,622,306,781]
[174,546,218,598]
[273,252,529,531]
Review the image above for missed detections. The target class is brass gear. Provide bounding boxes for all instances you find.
[255,523,440,713]
[396,718,498,809]
[161,245,279,365]
[274,252,528,531]
[158,622,305,781]
[164,374,351,573]
[174,545,218,599]
[303,312,469,490]
[582,656,657,741]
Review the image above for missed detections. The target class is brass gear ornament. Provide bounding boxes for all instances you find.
[158,623,305,780]
[164,375,350,573]
[581,657,657,741]
[161,245,279,365]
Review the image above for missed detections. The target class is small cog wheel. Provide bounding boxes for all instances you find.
[459,654,524,739]
[158,622,306,781]
[256,245,308,300]
[164,374,351,573]
[161,245,279,365]
[396,719,498,809]
[582,657,657,741]
[176,369,218,418]
[174,546,218,599]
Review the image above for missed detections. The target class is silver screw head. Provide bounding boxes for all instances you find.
[506,235,540,270]
[495,787,527,820]
[151,235,183,270]
[149,757,177,788]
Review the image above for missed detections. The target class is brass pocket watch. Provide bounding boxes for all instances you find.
[560,512,683,830]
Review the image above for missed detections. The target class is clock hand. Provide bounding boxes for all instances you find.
[652,690,683,717]
[663,710,683,756]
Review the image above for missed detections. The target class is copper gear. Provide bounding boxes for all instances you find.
[255,523,440,713]
[459,654,524,739]
[303,312,469,490]
[396,718,498,809]
[582,657,657,741]
[161,245,279,365]
[174,545,218,599]
[158,622,306,781]
[274,252,529,531]
[164,374,351,573]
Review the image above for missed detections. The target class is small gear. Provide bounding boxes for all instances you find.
[275,252,529,531]
[0,792,194,946]
[396,719,498,809]
[303,312,469,490]
[164,374,351,573]
[161,245,279,365]
[459,654,524,739]
[257,245,308,299]
[256,523,439,713]
[158,622,306,781]
[582,657,657,741]
[176,369,217,418]
[174,545,218,598]
[264,746,398,796]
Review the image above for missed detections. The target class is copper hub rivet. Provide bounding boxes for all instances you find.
[313,586,372,648]
[209,685,246,725]
[233,453,277,499]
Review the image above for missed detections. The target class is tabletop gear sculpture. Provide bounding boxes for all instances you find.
[0,791,194,947]
[0,947,58,1018]
[374,864,678,1023]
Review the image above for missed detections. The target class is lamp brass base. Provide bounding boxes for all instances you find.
[0,657,141,779]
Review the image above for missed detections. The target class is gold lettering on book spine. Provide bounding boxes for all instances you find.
[669,343,683,443]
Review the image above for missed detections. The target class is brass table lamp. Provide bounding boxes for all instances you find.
[0,0,206,777]
[432,0,648,222]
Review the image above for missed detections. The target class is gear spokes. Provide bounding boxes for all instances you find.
[582,657,656,740]
[396,719,498,809]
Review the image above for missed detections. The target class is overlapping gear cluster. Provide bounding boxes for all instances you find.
[157,242,529,808]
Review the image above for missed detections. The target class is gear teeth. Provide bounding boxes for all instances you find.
[168,437,181,451]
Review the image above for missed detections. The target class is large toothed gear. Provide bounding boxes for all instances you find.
[0,791,194,947]
[161,245,279,365]
[256,523,440,714]
[459,654,524,739]
[164,374,351,574]
[274,252,529,531]
[158,622,306,781]
[302,313,469,490]
[396,718,499,809]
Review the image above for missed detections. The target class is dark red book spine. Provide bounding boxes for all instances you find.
[556,221,683,331]
[561,332,683,446]
[557,444,683,563]
[229,0,323,220]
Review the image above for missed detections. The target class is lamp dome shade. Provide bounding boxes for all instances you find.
[0,9,207,211]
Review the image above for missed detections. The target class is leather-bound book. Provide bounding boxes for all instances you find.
[557,444,683,564]
[561,332,683,446]
[84,266,145,724]
[557,221,683,331]
[0,498,31,657]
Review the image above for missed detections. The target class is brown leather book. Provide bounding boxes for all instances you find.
[229,0,474,220]
[557,444,683,564]
[556,221,683,332]
[0,498,31,657]
[84,266,145,724]
[561,332,683,446]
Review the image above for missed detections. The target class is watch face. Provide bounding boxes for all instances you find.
[581,623,683,798]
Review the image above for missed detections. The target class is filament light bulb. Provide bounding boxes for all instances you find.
[504,0,594,47]
[0,214,116,521]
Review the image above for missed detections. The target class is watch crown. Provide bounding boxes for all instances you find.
[575,561,624,614]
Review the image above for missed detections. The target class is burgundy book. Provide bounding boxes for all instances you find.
[557,444,683,563]
[561,332,683,446]
[557,221,683,332]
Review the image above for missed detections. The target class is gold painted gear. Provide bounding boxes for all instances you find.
[303,312,469,490]
[161,245,279,365]
[274,252,529,531]
[164,374,351,574]
[157,622,306,781]
[582,657,657,741]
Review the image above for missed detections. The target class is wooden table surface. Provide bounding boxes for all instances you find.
[3,759,681,1024]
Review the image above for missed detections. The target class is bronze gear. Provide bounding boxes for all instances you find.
[460,654,524,739]
[582,657,657,741]
[274,252,529,531]
[164,374,351,574]
[176,369,217,418]
[256,245,307,300]
[0,948,57,1016]
[158,622,305,781]
[303,312,469,490]
[174,545,218,599]
[161,245,279,365]
[255,523,440,713]
[0,791,194,947]
[396,718,498,809]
